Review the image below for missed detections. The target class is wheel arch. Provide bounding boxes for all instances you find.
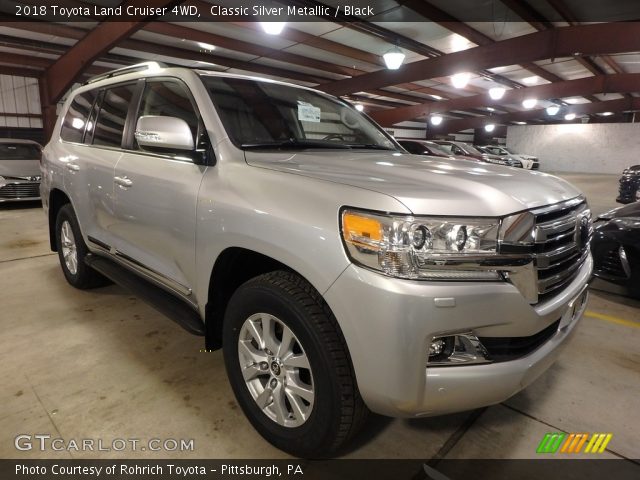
[48,189,72,251]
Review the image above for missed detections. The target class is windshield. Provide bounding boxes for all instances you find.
[201,76,397,151]
[425,143,452,156]
[462,144,483,155]
[485,146,507,156]
[0,143,41,160]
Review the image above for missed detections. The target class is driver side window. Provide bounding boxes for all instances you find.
[134,80,201,153]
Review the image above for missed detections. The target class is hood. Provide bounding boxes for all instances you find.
[598,202,640,220]
[245,150,581,217]
[0,160,41,178]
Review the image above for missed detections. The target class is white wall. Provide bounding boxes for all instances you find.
[506,123,640,174]
[0,75,42,128]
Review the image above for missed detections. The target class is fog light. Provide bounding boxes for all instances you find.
[429,338,446,357]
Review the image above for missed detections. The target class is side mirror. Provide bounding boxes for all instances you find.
[134,116,194,151]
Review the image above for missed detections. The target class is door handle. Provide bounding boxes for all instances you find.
[114,176,133,188]
[66,163,80,172]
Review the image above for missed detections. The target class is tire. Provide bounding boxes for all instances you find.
[55,204,109,289]
[223,270,367,457]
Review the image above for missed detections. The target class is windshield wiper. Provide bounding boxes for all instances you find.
[345,144,397,151]
[241,139,350,150]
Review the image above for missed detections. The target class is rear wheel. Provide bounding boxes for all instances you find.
[223,271,367,457]
[55,204,109,289]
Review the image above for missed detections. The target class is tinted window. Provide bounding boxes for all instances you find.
[399,141,425,154]
[134,81,199,152]
[60,90,98,143]
[0,143,41,160]
[93,84,136,148]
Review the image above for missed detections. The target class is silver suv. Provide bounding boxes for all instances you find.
[41,63,592,457]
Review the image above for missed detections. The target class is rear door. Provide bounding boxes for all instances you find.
[111,78,208,295]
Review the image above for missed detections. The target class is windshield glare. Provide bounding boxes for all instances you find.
[201,76,397,150]
[0,144,41,160]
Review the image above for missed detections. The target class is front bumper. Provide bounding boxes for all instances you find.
[324,255,592,417]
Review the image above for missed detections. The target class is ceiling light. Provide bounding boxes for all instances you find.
[430,115,443,126]
[486,107,495,112]
[430,94,444,100]
[564,113,576,121]
[261,22,286,35]
[601,111,614,116]
[383,46,406,70]
[197,42,216,51]
[484,124,495,132]
[522,98,537,109]
[523,76,538,84]
[514,121,527,125]
[565,98,581,104]
[488,87,505,100]
[451,72,471,89]
[546,105,560,115]
[355,104,364,112]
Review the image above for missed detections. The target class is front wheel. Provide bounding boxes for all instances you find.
[222,271,367,457]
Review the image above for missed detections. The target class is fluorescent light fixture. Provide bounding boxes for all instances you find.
[488,87,505,100]
[430,94,444,100]
[564,113,576,121]
[430,115,443,126]
[523,76,538,84]
[601,111,614,116]
[451,72,471,89]
[486,107,495,112]
[522,98,537,109]
[383,46,406,70]
[355,104,364,112]
[484,124,495,132]
[261,22,286,35]
[197,42,216,51]
[546,105,560,115]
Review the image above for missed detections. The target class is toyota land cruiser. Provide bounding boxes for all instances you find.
[41,62,592,457]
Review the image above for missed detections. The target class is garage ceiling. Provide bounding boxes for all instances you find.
[0,0,639,136]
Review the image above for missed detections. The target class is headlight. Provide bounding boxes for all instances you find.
[341,209,503,281]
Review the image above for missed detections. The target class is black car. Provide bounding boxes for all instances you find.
[591,202,640,299]
[616,165,640,204]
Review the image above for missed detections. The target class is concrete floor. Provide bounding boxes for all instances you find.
[0,173,638,461]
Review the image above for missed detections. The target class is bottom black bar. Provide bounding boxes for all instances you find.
[2,459,640,480]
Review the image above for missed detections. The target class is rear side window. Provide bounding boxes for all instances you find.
[60,90,98,143]
[93,84,137,148]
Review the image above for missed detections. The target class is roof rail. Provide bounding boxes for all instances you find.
[83,62,168,85]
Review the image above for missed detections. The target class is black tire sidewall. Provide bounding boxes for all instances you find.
[223,280,344,457]
[55,204,91,287]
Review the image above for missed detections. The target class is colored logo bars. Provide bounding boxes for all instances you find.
[536,432,612,454]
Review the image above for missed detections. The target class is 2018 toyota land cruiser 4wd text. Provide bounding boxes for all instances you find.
[41,63,592,457]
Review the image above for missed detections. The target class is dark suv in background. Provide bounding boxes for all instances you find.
[616,165,640,204]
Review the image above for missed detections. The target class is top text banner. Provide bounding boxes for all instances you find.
[1,0,639,22]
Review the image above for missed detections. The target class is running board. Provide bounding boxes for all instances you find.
[85,255,205,336]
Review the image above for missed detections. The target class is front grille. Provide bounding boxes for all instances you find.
[0,182,40,199]
[478,320,560,362]
[533,198,591,302]
[595,246,629,279]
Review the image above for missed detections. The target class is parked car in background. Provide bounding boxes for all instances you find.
[433,140,515,166]
[616,165,640,204]
[591,202,640,299]
[0,139,42,203]
[397,139,454,158]
[478,145,539,170]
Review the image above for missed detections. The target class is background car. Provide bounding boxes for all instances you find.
[0,139,42,203]
[476,145,524,168]
[616,165,640,204]
[478,145,539,170]
[433,140,512,166]
[397,139,454,158]
[591,202,640,299]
